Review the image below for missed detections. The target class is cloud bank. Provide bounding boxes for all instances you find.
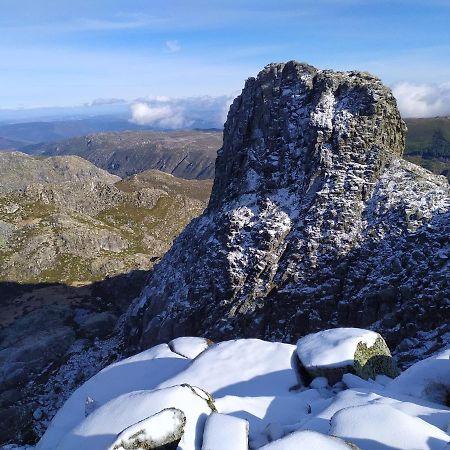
[392,82,450,118]
[129,95,236,129]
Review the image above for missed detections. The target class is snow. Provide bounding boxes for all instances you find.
[201,413,248,450]
[54,385,213,450]
[35,336,450,450]
[107,408,185,450]
[157,339,299,397]
[169,336,211,359]
[36,343,189,450]
[215,389,322,445]
[330,403,450,450]
[387,348,450,404]
[259,430,353,449]
[296,328,379,369]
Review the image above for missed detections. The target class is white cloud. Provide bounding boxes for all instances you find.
[130,102,188,129]
[129,95,237,129]
[165,40,181,53]
[392,81,450,118]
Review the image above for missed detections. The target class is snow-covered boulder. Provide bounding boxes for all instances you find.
[201,412,248,450]
[169,337,212,359]
[157,339,299,397]
[259,430,358,449]
[37,344,189,450]
[54,385,215,450]
[330,403,450,450]
[387,348,450,405]
[34,336,450,450]
[215,389,323,447]
[107,408,186,450]
[296,328,399,383]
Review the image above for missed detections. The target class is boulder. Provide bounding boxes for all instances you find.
[168,336,212,359]
[330,403,450,450]
[259,430,359,449]
[108,408,186,450]
[53,385,215,450]
[296,328,399,383]
[201,412,249,450]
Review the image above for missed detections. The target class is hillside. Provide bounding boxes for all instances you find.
[0,151,120,192]
[0,153,212,444]
[23,130,223,179]
[405,117,450,182]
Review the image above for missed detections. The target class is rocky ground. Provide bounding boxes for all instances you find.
[0,152,212,445]
[23,130,223,179]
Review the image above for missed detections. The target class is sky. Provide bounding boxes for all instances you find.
[1,0,450,119]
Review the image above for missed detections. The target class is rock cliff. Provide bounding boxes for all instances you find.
[128,61,449,363]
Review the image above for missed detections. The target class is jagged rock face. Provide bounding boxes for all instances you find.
[129,61,449,361]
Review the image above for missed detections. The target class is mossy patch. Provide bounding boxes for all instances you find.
[353,336,400,380]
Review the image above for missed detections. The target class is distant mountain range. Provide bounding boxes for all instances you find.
[23,130,223,179]
[0,116,156,149]
[404,117,450,182]
[1,115,448,182]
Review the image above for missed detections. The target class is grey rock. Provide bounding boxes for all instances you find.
[78,312,118,339]
[127,61,449,365]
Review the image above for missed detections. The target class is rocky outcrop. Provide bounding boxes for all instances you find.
[128,61,450,363]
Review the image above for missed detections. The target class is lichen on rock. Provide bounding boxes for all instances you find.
[109,408,186,450]
[353,336,400,380]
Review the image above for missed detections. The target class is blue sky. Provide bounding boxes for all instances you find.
[1,0,450,117]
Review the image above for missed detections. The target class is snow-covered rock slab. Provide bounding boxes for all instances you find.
[296,328,398,382]
[169,336,211,359]
[37,344,189,450]
[107,407,186,450]
[259,430,357,449]
[54,385,214,450]
[387,348,450,405]
[157,339,299,397]
[330,403,450,450]
[201,412,248,450]
[215,389,322,445]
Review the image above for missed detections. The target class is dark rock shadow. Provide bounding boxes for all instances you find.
[0,268,150,446]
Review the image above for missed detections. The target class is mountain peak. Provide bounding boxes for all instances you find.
[127,62,449,363]
[210,60,405,209]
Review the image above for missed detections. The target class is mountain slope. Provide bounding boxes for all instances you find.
[23,130,223,179]
[0,153,211,287]
[0,153,212,445]
[127,61,450,365]
[404,117,450,182]
[0,151,120,192]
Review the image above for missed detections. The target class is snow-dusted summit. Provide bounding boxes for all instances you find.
[127,61,449,361]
